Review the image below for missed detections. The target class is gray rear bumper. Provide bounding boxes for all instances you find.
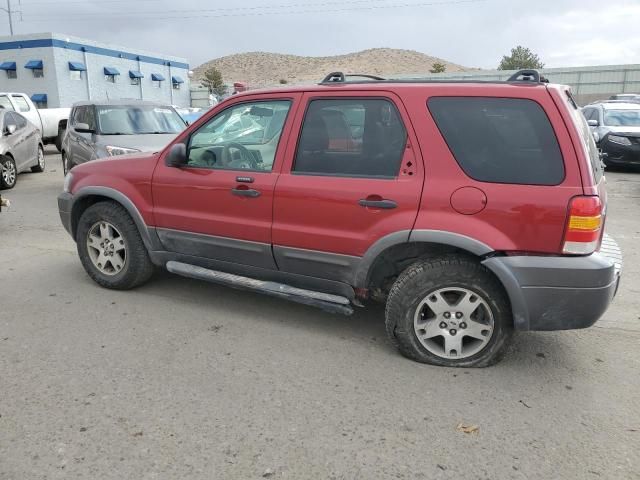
[482,234,622,331]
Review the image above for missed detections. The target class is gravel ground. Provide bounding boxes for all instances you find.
[1,148,639,480]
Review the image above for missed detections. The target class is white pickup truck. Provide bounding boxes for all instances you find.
[0,92,70,151]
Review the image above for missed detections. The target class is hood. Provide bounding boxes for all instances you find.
[604,126,640,135]
[95,133,179,153]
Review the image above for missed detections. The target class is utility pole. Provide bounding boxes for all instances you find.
[1,0,14,36]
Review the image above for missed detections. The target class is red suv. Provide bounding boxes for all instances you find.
[58,70,622,367]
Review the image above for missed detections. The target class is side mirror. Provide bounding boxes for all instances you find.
[165,143,187,168]
[4,124,16,135]
[75,122,95,134]
[587,119,599,127]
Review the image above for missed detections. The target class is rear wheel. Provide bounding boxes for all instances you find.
[76,202,154,290]
[0,156,17,189]
[31,146,45,173]
[385,256,512,367]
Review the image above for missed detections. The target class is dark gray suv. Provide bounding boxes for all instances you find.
[61,100,187,174]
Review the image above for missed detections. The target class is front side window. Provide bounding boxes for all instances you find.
[11,96,30,113]
[428,97,565,186]
[12,112,27,129]
[3,112,16,131]
[293,98,407,178]
[188,100,292,171]
[96,105,185,135]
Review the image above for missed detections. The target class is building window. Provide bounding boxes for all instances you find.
[6,69,16,79]
[131,77,140,86]
[25,60,44,78]
[129,70,144,85]
[31,94,48,109]
[70,70,82,81]
[173,83,181,90]
[151,73,165,88]
[106,74,117,83]
[0,61,16,79]
[68,62,86,81]
[172,75,184,90]
[103,67,120,84]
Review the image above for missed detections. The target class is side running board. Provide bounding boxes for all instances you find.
[166,261,354,315]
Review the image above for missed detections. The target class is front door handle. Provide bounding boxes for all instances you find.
[231,187,261,198]
[358,198,397,209]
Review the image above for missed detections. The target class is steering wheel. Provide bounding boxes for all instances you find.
[221,142,257,169]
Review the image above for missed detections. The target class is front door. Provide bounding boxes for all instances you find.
[272,92,424,283]
[152,94,300,269]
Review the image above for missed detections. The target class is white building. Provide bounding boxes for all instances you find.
[0,32,191,108]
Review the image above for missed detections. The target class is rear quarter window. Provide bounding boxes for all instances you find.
[428,97,565,185]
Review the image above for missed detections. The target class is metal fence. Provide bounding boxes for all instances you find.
[395,64,640,106]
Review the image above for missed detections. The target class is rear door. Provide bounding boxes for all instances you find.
[68,106,96,166]
[272,91,424,282]
[12,113,39,168]
[6,112,31,171]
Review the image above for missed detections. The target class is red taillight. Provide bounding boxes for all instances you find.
[562,196,603,254]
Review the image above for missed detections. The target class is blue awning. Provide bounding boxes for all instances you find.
[129,70,144,79]
[171,75,184,84]
[151,73,165,81]
[68,61,86,71]
[31,94,47,102]
[24,60,43,69]
[0,61,16,71]
[103,67,120,76]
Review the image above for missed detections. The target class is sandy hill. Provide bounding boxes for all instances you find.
[193,48,467,88]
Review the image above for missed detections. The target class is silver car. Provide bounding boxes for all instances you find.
[0,108,45,190]
[61,100,187,174]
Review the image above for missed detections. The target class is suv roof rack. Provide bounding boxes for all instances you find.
[506,69,549,83]
[318,69,551,86]
[321,72,386,84]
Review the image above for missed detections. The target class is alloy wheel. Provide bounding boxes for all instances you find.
[86,221,127,276]
[413,287,495,359]
[2,159,16,187]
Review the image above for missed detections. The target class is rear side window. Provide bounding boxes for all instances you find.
[11,95,30,112]
[0,95,14,110]
[293,98,407,178]
[428,97,565,185]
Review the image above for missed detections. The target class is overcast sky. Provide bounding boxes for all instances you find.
[6,0,640,69]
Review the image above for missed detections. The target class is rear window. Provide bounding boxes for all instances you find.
[428,97,565,185]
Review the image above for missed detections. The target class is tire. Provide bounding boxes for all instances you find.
[55,127,64,152]
[62,152,70,176]
[385,255,512,368]
[76,201,154,290]
[0,155,17,190]
[31,145,45,173]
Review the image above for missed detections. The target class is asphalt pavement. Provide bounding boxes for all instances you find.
[1,147,639,480]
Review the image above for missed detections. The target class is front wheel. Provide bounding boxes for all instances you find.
[76,202,154,290]
[0,156,17,189]
[385,256,512,367]
[31,146,45,173]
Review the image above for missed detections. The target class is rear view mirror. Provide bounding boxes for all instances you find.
[587,119,599,127]
[4,124,16,135]
[75,122,95,133]
[165,143,187,168]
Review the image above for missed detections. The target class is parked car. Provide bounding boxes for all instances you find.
[609,93,640,101]
[0,92,69,151]
[582,102,640,167]
[58,70,622,367]
[0,109,45,189]
[61,100,187,175]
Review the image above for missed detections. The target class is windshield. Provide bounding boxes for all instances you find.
[603,109,640,127]
[96,105,186,135]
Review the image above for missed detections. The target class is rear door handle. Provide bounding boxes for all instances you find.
[358,199,397,209]
[231,188,261,198]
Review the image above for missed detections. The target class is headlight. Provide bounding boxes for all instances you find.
[63,172,74,193]
[608,135,632,146]
[105,145,141,156]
